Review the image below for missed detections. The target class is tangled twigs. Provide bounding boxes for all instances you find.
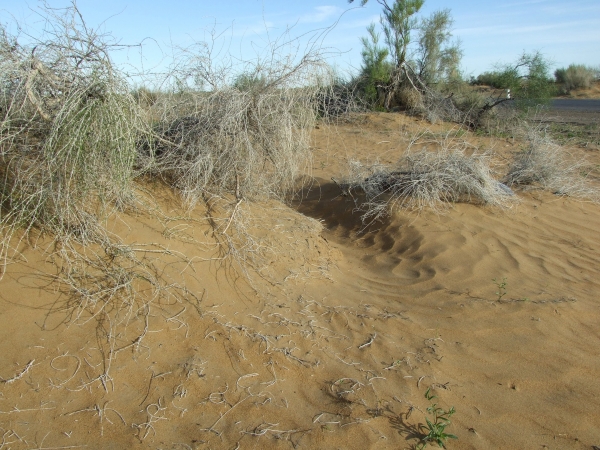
[504,125,598,201]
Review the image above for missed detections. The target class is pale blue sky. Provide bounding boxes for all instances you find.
[1,0,598,80]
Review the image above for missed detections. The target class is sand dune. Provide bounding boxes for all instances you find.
[1,113,599,449]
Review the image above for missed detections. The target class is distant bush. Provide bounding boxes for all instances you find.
[133,87,159,107]
[554,64,596,92]
[471,71,510,89]
[232,72,269,92]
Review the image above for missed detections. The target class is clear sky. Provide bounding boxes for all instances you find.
[1,0,599,80]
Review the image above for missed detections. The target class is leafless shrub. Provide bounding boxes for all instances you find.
[343,132,515,223]
[316,77,365,122]
[504,126,598,201]
[142,34,330,210]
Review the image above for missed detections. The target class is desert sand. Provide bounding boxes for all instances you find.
[1,112,599,449]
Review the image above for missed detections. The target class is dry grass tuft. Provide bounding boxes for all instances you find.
[504,126,598,201]
[343,132,515,223]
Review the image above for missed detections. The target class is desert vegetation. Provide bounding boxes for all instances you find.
[554,64,599,94]
[504,125,598,201]
[346,0,567,138]
[0,3,331,272]
[0,4,331,432]
[0,0,595,353]
[334,0,597,221]
[1,2,599,449]
[340,132,515,224]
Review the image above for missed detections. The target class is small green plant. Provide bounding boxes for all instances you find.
[417,388,457,449]
[492,277,507,301]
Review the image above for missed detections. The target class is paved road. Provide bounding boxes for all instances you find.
[551,99,600,112]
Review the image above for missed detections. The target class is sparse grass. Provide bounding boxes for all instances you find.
[546,122,600,148]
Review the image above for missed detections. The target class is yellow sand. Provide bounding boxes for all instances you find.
[1,113,599,449]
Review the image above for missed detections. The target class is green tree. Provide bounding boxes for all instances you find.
[416,9,462,85]
[359,23,391,106]
[351,0,463,110]
[380,0,424,72]
[352,0,424,108]
[496,51,555,108]
[469,51,556,129]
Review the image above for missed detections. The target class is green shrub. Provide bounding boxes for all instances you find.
[555,64,596,92]
[472,71,511,89]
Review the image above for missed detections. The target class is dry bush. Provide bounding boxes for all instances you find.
[343,133,515,223]
[555,64,596,92]
[504,126,598,200]
[131,32,332,282]
[396,85,425,112]
[146,86,316,207]
[0,5,147,270]
[393,70,469,125]
[316,77,365,122]
[142,38,329,209]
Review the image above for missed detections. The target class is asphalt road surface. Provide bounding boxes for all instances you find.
[551,99,600,112]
